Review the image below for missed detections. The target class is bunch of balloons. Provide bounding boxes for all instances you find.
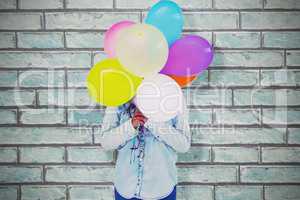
[87,0,214,122]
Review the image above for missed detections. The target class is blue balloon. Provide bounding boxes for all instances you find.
[145,0,183,46]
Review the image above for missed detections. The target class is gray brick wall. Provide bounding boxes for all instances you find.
[0,0,300,199]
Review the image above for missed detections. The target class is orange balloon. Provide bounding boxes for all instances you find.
[167,74,197,87]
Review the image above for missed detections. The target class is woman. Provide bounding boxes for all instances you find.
[99,100,190,200]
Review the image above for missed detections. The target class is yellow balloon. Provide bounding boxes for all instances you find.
[116,23,169,77]
[86,59,143,106]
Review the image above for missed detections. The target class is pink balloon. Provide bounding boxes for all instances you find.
[160,35,214,76]
[104,21,135,58]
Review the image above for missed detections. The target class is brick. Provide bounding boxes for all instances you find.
[234,89,300,106]
[22,186,66,200]
[262,108,300,125]
[0,51,91,69]
[183,32,213,44]
[287,51,300,67]
[20,147,65,163]
[241,12,300,30]
[20,109,65,125]
[68,109,104,125]
[263,32,300,48]
[210,70,259,86]
[215,0,262,9]
[265,186,300,200]
[0,71,17,87]
[184,89,232,106]
[289,128,300,144]
[184,12,239,30]
[262,147,300,163]
[45,165,114,182]
[20,0,63,9]
[188,109,212,125]
[66,0,113,8]
[0,13,42,30]
[32,88,85,106]
[241,165,300,183]
[0,109,17,124]
[215,109,260,125]
[177,147,211,163]
[0,127,92,145]
[45,12,140,30]
[261,70,300,86]
[178,165,237,183]
[215,186,262,200]
[0,166,42,183]
[0,90,35,106]
[66,32,104,48]
[67,146,113,163]
[68,185,114,200]
[213,147,259,163]
[38,89,66,106]
[18,32,64,48]
[19,70,65,87]
[119,0,212,9]
[177,185,213,200]
[0,32,16,48]
[67,89,96,106]
[189,70,208,86]
[264,0,300,9]
[0,0,16,9]
[67,70,89,87]
[93,51,107,64]
[212,50,284,67]
[0,186,17,200]
[215,32,261,48]
[0,147,17,163]
[191,128,285,145]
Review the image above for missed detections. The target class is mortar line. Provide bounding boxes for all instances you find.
[66,184,70,200]
[17,146,21,163]
[113,0,116,9]
[63,0,67,9]
[262,185,266,200]
[16,0,20,9]
[17,185,21,200]
[42,12,46,30]
[212,185,216,200]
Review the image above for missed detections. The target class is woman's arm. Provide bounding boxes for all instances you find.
[98,106,137,151]
[143,103,191,153]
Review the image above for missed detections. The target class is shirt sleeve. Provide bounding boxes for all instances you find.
[97,106,138,151]
[143,102,191,153]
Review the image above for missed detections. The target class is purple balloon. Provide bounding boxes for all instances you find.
[160,35,214,76]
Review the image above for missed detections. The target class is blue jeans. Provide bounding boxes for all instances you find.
[115,187,176,200]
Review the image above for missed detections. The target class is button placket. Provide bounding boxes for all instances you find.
[134,132,145,197]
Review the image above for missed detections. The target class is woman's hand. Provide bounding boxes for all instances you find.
[131,108,148,130]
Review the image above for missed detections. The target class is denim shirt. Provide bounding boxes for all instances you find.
[99,102,190,199]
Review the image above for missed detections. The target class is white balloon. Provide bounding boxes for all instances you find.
[115,23,169,78]
[135,74,184,122]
